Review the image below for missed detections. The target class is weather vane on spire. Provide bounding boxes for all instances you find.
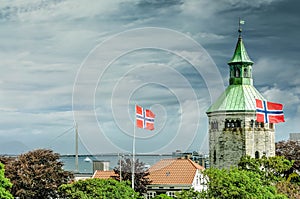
[238,18,245,37]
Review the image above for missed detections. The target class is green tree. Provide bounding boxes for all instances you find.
[175,188,204,199]
[276,140,300,183]
[153,193,173,199]
[113,158,151,194]
[0,162,13,199]
[2,149,73,199]
[58,178,142,199]
[238,155,293,184]
[202,167,286,199]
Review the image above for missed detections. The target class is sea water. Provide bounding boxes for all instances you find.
[60,154,173,174]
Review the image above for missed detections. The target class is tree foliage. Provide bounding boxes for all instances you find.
[276,140,300,183]
[113,158,151,194]
[238,155,293,184]
[175,188,204,199]
[1,149,73,199]
[202,167,286,199]
[58,178,142,199]
[275,181,300,199]
[0,162,13,199]
[153,193,173,199]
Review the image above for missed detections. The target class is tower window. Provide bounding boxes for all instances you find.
[255,121,259,127]
[230,66,234,77]
[255,151,260,159]
[244,68,248,77]
[213,150,216,164]
[250,120,254,127]
[211,121,218,130]
[231,120,235,128]
[225,119,241,129]
[235,67,240,77]
[225,120,230,128]
[236,120,241,127]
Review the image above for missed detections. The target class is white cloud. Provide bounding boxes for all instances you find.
[0,0,127,22]
[254,58,300,88]
[180,0,284,19]
[261,86,299,105]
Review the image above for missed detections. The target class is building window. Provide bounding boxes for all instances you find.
[166,191,176,197]
[250,120,254,127]
[213,150,216,164]
[225,119,241,129]
[255,121,259,127]
[250,120,261,128]
[146,191,156,199]
[244,68,248,77]
[211,121,218,130]
[269,123,274,129]
[235,67,240,77]
[230,66,234,77]
[255,151,260,159]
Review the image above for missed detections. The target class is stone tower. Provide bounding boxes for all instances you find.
[206,27,275,169]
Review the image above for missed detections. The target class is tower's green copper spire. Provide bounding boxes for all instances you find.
[228,23,254,86]
[206,20,265,114]
[228,36,253,64]
[229,20,253,65]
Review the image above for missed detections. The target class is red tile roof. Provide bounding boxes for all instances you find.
[148,158,204,185]
[92,170,117,179]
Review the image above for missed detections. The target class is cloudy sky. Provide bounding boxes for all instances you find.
[0,0,299,155]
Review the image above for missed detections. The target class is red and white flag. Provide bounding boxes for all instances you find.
[136,105,155,130]
[255,99,285,123]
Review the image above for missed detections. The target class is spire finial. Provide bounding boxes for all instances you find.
[238,18,245,37]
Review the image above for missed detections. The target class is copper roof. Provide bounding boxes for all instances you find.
[207,85,266,113]
[228,37,253,65]
[92,170,117,179]
[148,158,204,185]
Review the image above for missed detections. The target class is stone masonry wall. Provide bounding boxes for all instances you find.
[208,111,275,169]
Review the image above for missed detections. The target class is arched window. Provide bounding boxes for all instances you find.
[255,151,260,159]
[213,150,216,164]
[237,120,241,127]
[211,121,219,130]
[230,120,235,128]
[244,68,248,77]
[230,66,234,77]
[250,120,254,127]
[225,120,230,128]
[235,67,240,77]
[225,119,241,128]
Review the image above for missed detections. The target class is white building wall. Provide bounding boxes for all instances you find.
[192,170,207,191]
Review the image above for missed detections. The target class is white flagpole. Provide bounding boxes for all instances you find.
[132,105,136,190]
[252,110,255,157]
